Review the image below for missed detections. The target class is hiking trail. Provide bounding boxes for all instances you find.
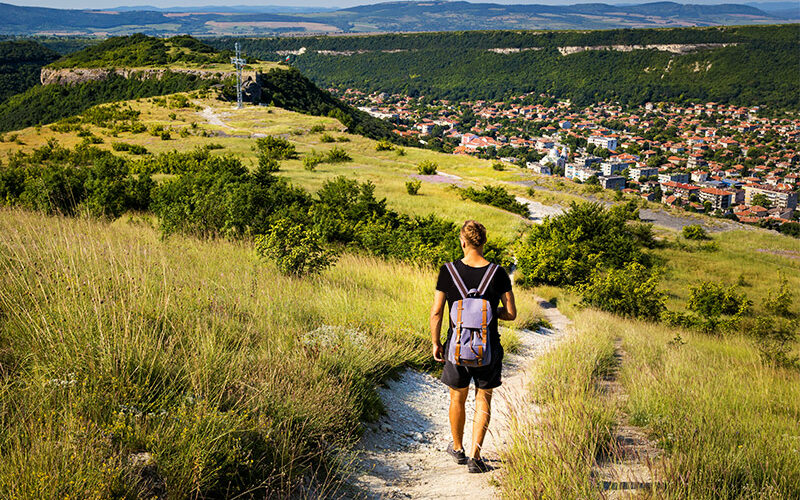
[351,298,571,499]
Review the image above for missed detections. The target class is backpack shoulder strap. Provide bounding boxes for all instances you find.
[477,263,500,297]
[444,262,468,299]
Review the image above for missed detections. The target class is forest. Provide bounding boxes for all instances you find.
[208,24,800,108]
[49,34,230,69]
[0,40,59,103]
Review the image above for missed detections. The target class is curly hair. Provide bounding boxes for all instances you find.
[460,220,487,248]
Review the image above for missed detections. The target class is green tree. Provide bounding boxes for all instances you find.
[255,218,336,276]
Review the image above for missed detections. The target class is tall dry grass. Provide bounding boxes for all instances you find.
[501,310,617,499]
[0,208,540,498]
[502,308,800,499]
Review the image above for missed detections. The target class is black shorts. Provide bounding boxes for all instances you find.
[441,342,503,390]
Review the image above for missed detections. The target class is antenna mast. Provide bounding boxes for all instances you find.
[230,42,246,109]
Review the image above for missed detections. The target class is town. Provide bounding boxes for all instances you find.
[335,88,799,233]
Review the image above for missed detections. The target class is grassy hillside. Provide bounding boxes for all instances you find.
[0,93,535,241]
[503,308,800,498]
[216,24,800,108]
[0,209,539,497]
[0,40,59,103]
[0,35,395,140]
[2,83,798,497]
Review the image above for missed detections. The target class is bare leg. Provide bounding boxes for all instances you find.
[449,387,469,451]
[471,388,493,459]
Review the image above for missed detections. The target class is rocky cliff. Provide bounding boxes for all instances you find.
[40,67,263,102]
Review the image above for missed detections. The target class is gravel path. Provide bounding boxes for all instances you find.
[517,181,744,232]
[351,299,571,499]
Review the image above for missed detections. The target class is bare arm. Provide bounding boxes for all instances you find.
[498,290,517,321]
[429,290,446,363]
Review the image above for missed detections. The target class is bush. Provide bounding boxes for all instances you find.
[749,315,799,369]
[111,142,149,155]
[254,218,336,276]
[515,201,650,287]
[376,140,394,151]
[303,152,323,171]
[458,185,529,217]
[396,147,406,157]
[405,180,422,195]
[310,123,325,133]
[688,281,751,319]
[324,146,351,163]
[253,136,297,160]
[320,133,336,143]
[764,275,795,318]
[579,263,666,321]
[682,224,710,240]
[257,151,281,172]
[417,160,438,175]
[492,162,505,171]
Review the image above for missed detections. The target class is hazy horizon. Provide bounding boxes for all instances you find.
[1,0,791,11]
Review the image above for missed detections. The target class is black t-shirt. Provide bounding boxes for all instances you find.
[435,260,513,347]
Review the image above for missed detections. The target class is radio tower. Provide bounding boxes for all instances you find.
[230,42,246,109]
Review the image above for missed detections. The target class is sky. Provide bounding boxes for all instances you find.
[2,0,782,10]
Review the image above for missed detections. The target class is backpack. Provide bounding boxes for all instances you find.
[444,262,500,368]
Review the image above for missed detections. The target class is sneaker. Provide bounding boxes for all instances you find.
[467,457,490,474]
[446,443,468,465]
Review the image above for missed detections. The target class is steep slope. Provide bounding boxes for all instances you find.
[0,34,395,138]
[0,40,59,103]
[219,24,800,108]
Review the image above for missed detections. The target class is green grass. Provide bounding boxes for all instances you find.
[501,309,617,499]
[0,208,540,497]
[619,314,800,498]
[654,229,800,313]
[503,308,800,499]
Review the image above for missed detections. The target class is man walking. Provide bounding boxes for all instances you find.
[429,220,516,473]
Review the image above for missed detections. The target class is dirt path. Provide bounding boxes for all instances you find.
[351,299,571,499]
[199,106,233,130]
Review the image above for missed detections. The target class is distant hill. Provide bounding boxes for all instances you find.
[0,40,59,103]
[325,1,783,31]
[0,1,792,36]
[0,34,395,139]
[214,24,800,109]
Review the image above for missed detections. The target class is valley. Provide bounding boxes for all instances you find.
[0,29,798,499]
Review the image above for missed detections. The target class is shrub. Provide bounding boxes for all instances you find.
[515,201,649,287]
[336,136,350,143]
[376,140,394,151]
[682,224,710,240]
[320,133,336,143]
[749,315,799,369]
[324,146,351,163]
[458,185,529,217]
[254,218,336,276]
[395,147,406,157]
[303,152,323,171]
[310,123,325,133]
[688,281,751,319]
[111,142,149,155]
[579,262,666,321]
[417,160,437,175]
[253,136,297,160]
[405,180,422,195]
[257,153,280,173]
[764,275,795,318]
[492,162,505,171]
